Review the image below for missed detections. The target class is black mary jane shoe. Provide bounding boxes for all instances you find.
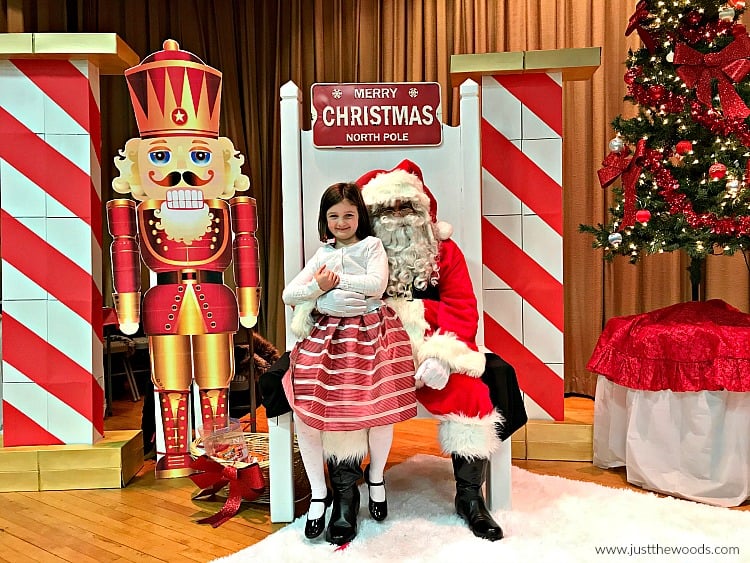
[364,464,388,522]
[304,490,333,539]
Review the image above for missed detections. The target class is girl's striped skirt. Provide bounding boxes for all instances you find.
[282,305,417,431]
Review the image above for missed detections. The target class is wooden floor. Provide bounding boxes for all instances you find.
[0,396,744,562]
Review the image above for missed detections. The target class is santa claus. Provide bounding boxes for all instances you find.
[355,159,504,541]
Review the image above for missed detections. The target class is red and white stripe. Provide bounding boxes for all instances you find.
[480,73,564,421]
[0,59,104,446]
[284,308,417,431]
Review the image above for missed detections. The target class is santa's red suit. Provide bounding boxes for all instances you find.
[357,162,502,460]
[355,159,504,541]
[384,239,501,456]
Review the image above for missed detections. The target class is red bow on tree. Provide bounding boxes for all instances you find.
[626,1,656,53]
[189,455,265,527]
[597,139,648,230]
[674,32,750,119]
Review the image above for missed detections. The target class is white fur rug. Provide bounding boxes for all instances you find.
[213,454,750,563]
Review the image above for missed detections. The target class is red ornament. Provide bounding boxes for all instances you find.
[649,84,666,103]
[624,66,642,85]
[675,140,693,155]
[709,163,728,179]
[685,11,702,26]
[635,209,651,223]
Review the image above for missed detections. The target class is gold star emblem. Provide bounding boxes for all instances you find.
[172,108,187,124]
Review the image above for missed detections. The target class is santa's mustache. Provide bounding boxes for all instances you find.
[149,170,214,187]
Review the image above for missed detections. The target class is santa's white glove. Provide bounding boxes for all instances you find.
[414,357,450,390]
[316,289,367,317]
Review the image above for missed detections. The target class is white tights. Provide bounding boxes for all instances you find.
[293,413,328,519]
[367,424,394,502]
[293,415,395,515]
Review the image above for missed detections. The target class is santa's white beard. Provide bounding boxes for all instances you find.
[154,202,213,244]
[372,211,439,299]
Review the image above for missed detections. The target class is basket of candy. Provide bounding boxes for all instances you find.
[191,420,309,504]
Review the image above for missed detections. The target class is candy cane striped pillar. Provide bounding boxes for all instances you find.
[0,34,138,446]
[452,49,600,422]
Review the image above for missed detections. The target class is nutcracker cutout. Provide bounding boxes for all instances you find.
[107,40,260,478]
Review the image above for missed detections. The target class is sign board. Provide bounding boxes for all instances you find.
[311,82,442,148]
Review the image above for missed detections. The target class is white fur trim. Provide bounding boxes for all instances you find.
[437,410,504,459]
[290,300,315,339]
[435,221,453,241]
[385,297,428,359]
[418,332,486,377]
[322,429,368,462]
[361,169,431,211]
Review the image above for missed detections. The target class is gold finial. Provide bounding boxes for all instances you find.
[163,39,179,51]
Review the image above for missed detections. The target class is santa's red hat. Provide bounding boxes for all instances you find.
[355,159,453,241]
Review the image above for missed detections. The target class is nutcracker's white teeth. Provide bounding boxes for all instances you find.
[166,189,204,209]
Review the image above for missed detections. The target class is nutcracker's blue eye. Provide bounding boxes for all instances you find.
[190,150,212,166]
[148,150,171,165]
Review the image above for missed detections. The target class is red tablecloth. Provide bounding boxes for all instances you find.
[587,299,750,392]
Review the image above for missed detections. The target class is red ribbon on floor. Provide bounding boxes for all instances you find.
[674,33,750,119]
[597,139,648,230]
[189,455,265,527]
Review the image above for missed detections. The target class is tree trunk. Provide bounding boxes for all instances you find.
[688,256,705,302]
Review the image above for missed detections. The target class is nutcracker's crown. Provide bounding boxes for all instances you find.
[124,39,221,139]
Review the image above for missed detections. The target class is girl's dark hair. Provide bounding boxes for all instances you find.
[317,182,373,242]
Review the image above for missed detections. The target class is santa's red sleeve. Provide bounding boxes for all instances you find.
[420,239,485,377]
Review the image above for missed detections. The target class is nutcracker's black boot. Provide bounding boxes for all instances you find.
[325,458,363,545]
[452,454,503,541]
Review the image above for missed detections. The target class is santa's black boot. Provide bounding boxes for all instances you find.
[325,458,363,545]
[452,454,504,541]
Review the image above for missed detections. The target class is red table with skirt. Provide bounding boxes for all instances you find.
[588,299,750,507]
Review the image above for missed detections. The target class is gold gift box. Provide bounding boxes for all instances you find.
[525,420,593,462]
[0,448,39,492]
[511,426,526,460]
[450,47,601,86]
[0,32,139,74]
[0,430,143,491]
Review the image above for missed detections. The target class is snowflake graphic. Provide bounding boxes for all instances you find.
[408,87,418,98]
[332,88,343,99]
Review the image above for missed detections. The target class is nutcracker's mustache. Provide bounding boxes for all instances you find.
[149,170,214,187]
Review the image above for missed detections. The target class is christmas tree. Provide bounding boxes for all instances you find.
[581,0,750,288]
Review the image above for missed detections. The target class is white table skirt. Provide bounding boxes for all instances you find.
[594,375,750,507]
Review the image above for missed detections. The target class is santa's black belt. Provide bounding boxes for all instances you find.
[157,270,224,284]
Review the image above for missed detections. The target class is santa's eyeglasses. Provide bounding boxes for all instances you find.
[374,202,416,217]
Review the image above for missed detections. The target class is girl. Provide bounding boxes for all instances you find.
[282,182,417,545]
